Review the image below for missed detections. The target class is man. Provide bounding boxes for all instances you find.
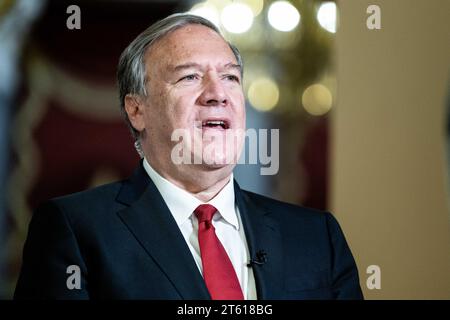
[14,13,363,300]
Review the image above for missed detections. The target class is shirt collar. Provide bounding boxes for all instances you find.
[142,158,239,230]
[208,174,239,230]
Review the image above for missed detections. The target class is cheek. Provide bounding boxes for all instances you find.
[169,93,199,127]
[232,91,246,122]
[144,91,173,134]
[229,85,245,103]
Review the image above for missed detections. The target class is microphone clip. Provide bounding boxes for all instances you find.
[247,250,267,267]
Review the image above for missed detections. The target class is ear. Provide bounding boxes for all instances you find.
[124,94,146,132]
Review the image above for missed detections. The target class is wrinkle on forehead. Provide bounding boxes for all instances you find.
[144,24,237,76]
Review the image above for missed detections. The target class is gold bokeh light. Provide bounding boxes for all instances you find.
[301,83,333,115]
[248,77,280,112]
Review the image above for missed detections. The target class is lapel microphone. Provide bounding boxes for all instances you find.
[247,250,267,267]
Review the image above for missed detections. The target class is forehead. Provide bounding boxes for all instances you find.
[145,24,237,71]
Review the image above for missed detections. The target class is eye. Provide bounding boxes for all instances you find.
[223,74,240,83]
[179,74,199,82]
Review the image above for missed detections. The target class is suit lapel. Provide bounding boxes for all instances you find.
[116,164,210,299]
[235,181,284,299]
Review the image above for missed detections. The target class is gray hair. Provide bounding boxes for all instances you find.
[117,13,243,157]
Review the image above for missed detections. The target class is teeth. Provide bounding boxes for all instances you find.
[206,121,224,125]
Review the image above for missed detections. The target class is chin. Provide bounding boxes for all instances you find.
[201,163,236,177]
[192,151,235,168]
[202,150,239,166]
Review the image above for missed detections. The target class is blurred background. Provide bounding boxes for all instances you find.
[0,0,449,299]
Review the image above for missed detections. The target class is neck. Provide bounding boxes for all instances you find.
[184,173,231,202]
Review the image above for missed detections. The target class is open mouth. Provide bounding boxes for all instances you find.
[201,119,230,130]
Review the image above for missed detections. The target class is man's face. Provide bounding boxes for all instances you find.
[140,24,246,171]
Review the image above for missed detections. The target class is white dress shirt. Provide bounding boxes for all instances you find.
[143,158,257,300]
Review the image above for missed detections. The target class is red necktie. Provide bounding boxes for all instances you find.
[194,204,244,300]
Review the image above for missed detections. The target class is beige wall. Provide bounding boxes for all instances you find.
[331,0,450,299]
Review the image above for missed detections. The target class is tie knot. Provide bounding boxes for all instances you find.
[194,204,217,224]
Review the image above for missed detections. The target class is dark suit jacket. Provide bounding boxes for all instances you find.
[14,163,363,299]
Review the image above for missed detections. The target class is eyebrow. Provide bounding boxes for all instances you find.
[172,62,242,74]
[224,63,242,74]
[173,63,202,72]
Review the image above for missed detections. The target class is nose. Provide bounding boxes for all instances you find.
[198,75,228,107]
